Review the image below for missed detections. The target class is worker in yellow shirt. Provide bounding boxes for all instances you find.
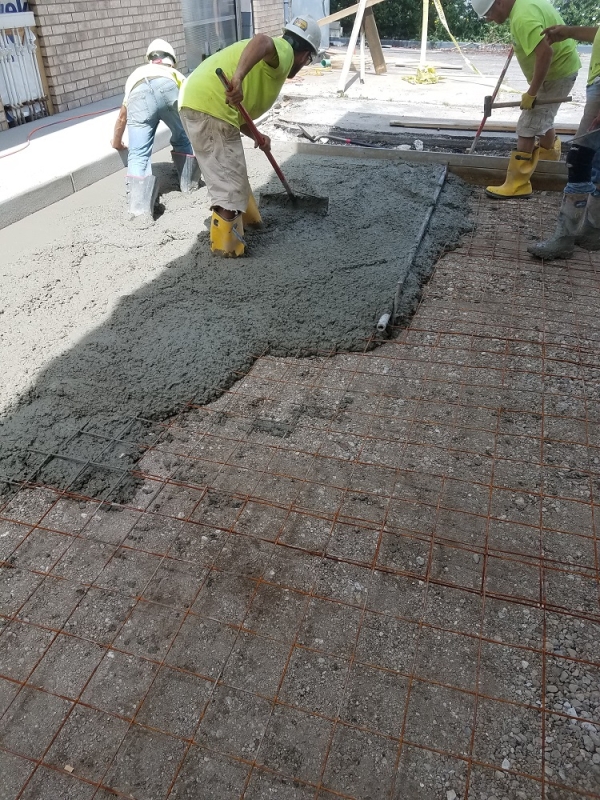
[179,16,321,257]
[471,0,580,199]
[529,25,600,259]
[112,39,200,216]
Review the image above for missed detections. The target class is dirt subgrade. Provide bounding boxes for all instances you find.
[0,145,472,498]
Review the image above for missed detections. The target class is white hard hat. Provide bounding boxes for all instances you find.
[283,15,321,55]
[146,38,176,65]
[470,0,495,17]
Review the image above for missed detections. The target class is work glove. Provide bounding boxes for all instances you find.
[520,92,537,110]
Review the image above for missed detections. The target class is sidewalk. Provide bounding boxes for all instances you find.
[0,96,173,229]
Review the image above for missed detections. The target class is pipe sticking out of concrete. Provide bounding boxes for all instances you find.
[376,312,391,331]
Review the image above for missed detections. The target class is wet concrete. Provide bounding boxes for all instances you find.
[0,147,471,497]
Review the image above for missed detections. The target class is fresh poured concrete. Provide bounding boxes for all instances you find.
[0,145,471,497]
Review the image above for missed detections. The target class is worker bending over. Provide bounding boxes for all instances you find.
[471,0,580,199]
[179,16,320,257]
[529,25,600,259]
[112,39,200,216]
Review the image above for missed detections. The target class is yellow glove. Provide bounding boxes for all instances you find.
[520,92,537,110]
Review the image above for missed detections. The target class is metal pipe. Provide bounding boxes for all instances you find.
[392,165,448,322]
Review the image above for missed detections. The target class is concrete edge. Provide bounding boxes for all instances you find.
[293,141,567,190]
[0,127,172,230]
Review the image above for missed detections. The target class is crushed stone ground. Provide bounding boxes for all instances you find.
[0,147,471,496]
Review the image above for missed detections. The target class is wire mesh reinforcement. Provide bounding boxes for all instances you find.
[0,190,600,798]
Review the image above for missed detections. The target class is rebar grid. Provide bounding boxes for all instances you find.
[1,190,600,798]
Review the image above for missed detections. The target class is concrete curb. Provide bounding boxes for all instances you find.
[0,127,171,230]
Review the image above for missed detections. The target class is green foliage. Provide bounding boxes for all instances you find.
[553,0,600,26]
[331,0,598,42]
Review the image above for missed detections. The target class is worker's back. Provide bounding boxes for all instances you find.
[179,38,294,127]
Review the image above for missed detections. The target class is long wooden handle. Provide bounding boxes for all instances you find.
[493,95,572,109]
[468,46,514,154]
[215,68,295,199]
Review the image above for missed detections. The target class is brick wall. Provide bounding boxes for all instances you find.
[251,0,284,37]
[28,0,187,113]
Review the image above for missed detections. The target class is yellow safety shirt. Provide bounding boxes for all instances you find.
[509,0,580,83]
[589,28,600,85]
[179,38,294,128]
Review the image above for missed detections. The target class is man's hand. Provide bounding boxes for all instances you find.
[542,25,569,45]
[589,112,600,132]
[255,133,271,152]
[520,92,537,110]
[111,138,127,151]
[225,74,244,106]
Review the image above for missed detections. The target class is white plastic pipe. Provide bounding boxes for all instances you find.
[376,312,390,332]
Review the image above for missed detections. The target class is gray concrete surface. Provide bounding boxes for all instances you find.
[0,145,471,498]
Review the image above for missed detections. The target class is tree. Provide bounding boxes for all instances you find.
[331,0,598,42]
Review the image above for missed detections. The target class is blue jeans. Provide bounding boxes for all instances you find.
[565,77,600,195]
[126,77,193,177]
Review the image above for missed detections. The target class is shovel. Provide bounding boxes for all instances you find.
[215,68,329,214]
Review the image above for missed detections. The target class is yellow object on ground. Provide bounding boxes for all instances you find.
[210,211,245,257]
[538,136,561,161]
[242,193,262,227]
[403,66,440,85]
[485,148,540,199]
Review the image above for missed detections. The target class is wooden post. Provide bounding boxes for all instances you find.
[337,0,368,93]
[363,7,387,75]
[419,0,429,67]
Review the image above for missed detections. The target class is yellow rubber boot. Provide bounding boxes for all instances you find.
[210,211,245,257]
[242,192,262,227]
[485,148,539,199]
[538,136,561,161]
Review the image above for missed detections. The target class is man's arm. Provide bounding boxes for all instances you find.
[111,105,128,150]
[225,34,279,106]
[543,25,598,45]
[527,35,554,98]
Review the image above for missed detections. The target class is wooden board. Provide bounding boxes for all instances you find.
[363,7,387,75]
[318,0,385,27]
[390,117,578,134]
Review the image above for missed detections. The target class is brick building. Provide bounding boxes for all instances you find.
[0,0,285,127]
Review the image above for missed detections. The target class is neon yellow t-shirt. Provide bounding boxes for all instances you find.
[180,38,294,127]
[589,28,600,85]
[509,0,580,83]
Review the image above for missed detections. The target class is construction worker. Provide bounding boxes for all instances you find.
[178,16,321,257]
[529,25,600,259]
[471,0,580,199]
[111,39,201,217]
